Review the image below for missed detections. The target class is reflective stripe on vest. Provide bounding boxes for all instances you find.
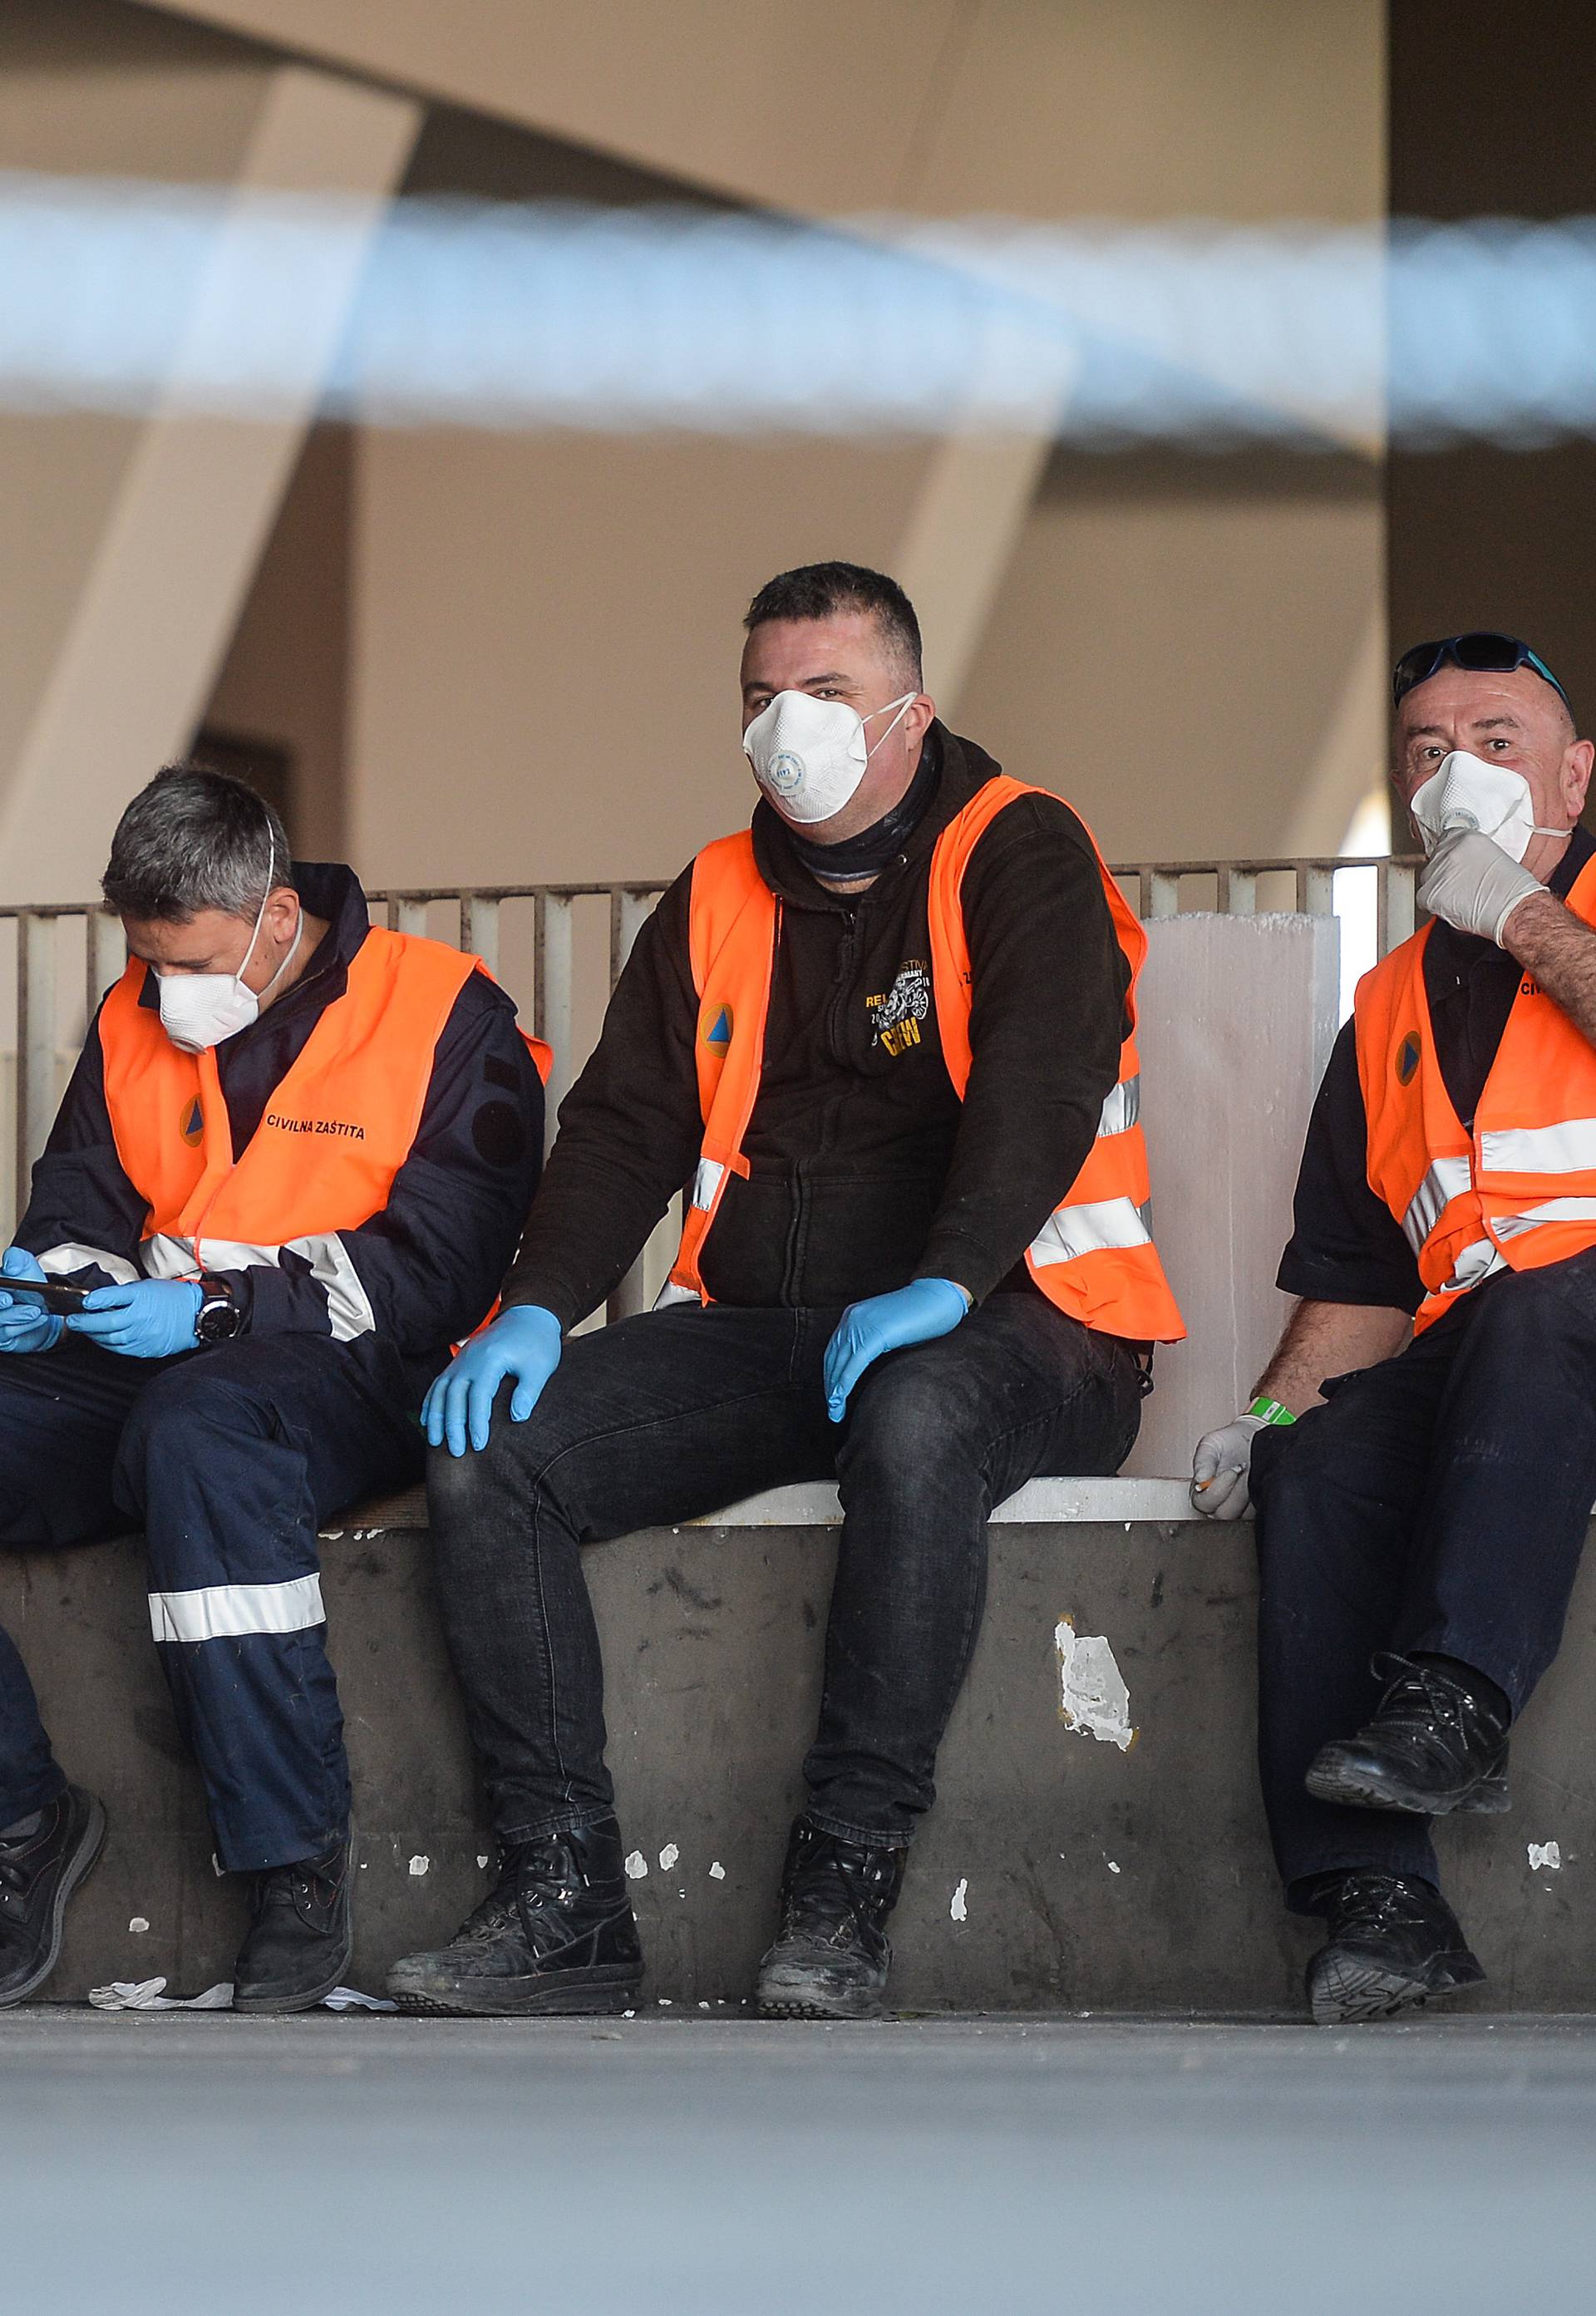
[662,777,1185,1343]
[98,928,550,1339]
[1355,850,1596,1332]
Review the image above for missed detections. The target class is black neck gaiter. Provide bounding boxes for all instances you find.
[787,743,940,889]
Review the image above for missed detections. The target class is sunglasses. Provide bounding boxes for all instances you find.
[1392,631,1571,712]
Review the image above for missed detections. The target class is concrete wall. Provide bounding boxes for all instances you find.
[1387,0,1596,787]
[197,0,1390,890]
[9,1504,1592,2013]
[204,425,353,861]
[0,0,277,897]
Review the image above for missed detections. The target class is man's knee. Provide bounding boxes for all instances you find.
[839,1353,976,1492]
[1465,1259,1596,1365]
[117,1360,270,1471]
[425,1386,583,1530]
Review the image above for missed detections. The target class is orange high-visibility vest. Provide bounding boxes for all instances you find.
[1356,851,1596,1333]
[661,775,1185,1342]
[97,928,550,1322]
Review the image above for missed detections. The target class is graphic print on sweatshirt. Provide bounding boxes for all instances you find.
[866,960,932,1058]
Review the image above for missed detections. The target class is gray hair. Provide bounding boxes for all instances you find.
[101,763,289,923]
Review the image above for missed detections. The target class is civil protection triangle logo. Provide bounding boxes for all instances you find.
[703,1005,733,1057]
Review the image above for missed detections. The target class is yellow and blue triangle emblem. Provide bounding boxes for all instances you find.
[703,1005,733,1057]
[180,1096,204,1148]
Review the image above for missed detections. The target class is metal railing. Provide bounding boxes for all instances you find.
[0,856,1421,1298]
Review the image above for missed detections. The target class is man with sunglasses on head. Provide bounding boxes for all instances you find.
[1191,631,1596,2023]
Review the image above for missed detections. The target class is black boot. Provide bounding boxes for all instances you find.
[756,1817,907,2022]
[1305,1653,1510,1816]
[234,1838,354,2014]
[387,1816,643,2016]
[0,1786,106,2007]
[1305,1870,1485,2025]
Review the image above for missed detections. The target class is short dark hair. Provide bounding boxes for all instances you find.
[743,560,923,689]
[102,763,290,923]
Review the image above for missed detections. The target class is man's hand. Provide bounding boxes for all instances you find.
[1418,828,1541,946]
[1190,1414,1268,1519]
[0,1247,62,1355]
[422,1303,563,1457]
[66,1279,202,1358]
[822,1279,969,1423]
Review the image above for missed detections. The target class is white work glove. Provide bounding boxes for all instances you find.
[1190,1414,1267,1520]
[1417,828,1542,947]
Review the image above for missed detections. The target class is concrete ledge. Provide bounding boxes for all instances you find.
[7,1499,1596,2014]
[320,1475,1203,1539]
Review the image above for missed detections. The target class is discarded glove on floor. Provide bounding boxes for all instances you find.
[88,1976,396,2013]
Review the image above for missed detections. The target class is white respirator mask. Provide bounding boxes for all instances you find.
[1407,748,1564,863]
[156,842,303,1055]
[742,689,917,826]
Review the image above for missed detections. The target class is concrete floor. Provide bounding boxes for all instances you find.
[3,2010,1594,2314]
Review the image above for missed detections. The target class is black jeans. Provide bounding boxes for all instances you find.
[427,1295,1142,1847]
[0,1333,422,1868]
[1252,1249,1596,1909]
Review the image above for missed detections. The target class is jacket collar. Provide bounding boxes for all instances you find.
[751,723,1007,910]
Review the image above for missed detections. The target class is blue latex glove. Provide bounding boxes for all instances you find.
[0,1246,62,1354]
[423,1304,563,1457]
[66,1278,202,1359]
[822,1278,970,1423]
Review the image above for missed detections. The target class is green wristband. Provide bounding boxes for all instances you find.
[1248,1395,1297,1427]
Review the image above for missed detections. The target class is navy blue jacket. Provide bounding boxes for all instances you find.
[17,865,543,1372]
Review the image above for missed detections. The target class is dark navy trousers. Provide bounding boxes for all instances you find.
[0,1333,423,1870]
[1251,1248,1596,1909]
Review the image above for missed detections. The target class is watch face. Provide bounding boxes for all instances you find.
[197,1294,239,1343]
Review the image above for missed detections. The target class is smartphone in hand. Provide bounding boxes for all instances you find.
[2,1279,96,1315]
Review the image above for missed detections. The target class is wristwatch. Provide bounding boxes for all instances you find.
[195,1273,243,1345]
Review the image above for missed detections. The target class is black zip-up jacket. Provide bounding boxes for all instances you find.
[17,863,544,1378]
[505,727,1130,1324]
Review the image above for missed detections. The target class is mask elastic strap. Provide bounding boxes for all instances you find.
[257,904,304,1005]
[231,828,278,995]
[863,692,917,764]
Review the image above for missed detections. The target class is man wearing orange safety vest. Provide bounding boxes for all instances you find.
[1191,632,1596,2026]
[0,766,544,2013]
[392,561,1184,2019]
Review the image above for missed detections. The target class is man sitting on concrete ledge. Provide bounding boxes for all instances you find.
[1192,631,1596,2026]
[0,765,544,2013]
[392,559,1185,2021]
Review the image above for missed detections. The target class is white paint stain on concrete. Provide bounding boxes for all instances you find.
[950,1878,968,1923]
[709,1860,726,1880]
[1529,1840,1564,1872]
[128,1916,150,1934]
[1054,1617,1135,1751]
[659,1842,680,1871]
[624,1850,648,1880]
[476,1854,490,1870]
[408,1855,429,1877]
[1107,1860,1122,1875]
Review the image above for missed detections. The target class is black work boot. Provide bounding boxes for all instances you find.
[233,1837,354,2014]
[0,1786,106,2007]
[756,1816,907,2021]
[1305,1653,1511,1816]
[1305,1870,1485,2025]
[387,1815,643,2016]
